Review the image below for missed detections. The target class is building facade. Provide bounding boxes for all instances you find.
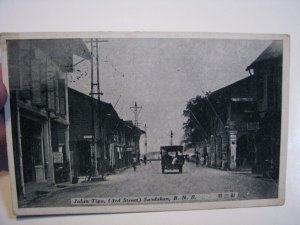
[68,88,144,180]
[7,39,89,199]
[204,76,258,171]
[246,40,283,178]
[192,41,282,177]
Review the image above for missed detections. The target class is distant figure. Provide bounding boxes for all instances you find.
[196,154,199,167]
[200,155,205,167]
[205,155,209,166]
[143,155,147,165]
[186,155,190,162]
[132,157,137,171]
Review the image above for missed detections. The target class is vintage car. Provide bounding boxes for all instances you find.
[160,145,184,174]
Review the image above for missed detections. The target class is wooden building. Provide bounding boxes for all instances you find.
[199,40,282,176]
[246,40,283,178]
[68,88,144,179]
[205,76,259,171]
[7,39,90,199]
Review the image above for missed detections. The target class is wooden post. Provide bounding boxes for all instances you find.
[64,75,72,182]
[16,106,26,198]
[44,117,55,186]
[229,130,237,170]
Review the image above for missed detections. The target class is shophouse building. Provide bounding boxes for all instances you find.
[68,88,144,179]
[204,76,258,171]
[246,40,283,178]
[7,39,90,199]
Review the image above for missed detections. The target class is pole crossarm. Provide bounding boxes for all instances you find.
[130,102,142,127]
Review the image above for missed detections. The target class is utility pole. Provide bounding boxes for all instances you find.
[144,124,147,155]
[130,102,142,127]
[170,130,173,146]
[88,38,107,179]
[130,102,142,161]
[89,38,97,179]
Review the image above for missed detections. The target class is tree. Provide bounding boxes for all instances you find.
[182,91,228,149]
[182,94,212,149]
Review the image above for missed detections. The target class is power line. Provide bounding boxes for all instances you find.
[113,95,121,108]
[200,90,225,129]
[189,109,209,141]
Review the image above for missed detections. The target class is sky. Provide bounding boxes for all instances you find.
[68,38,272,154]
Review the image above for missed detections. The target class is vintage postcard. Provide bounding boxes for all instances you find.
[0,32,289,216]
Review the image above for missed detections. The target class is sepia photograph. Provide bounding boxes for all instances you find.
[1,32,289,215]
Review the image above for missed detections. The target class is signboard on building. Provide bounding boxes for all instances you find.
[53,152,63,164]
[247,122,260,131]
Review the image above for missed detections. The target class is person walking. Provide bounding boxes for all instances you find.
[196,154,200,167]
[200,155,205,167]
[132,156,137,171]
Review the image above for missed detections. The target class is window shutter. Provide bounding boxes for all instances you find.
[40,58,48,105]
[19,41,32,100]
[7,41,21,90]
[31,58,42,106]
[58,79,66,115]
[47,76,56,111]
[55,78,60,115]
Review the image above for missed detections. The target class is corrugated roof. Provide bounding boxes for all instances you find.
[246,40,283,70]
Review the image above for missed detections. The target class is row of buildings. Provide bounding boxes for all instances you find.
[7,39,144,199]
[190,41,282,178]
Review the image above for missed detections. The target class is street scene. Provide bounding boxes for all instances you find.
[21,161,277,207]
[4,34,283,210]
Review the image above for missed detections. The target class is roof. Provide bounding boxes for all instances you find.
[68,87,119,120]
[207,76,255,124]
[210,75,255,100]
[160,145,183,152]
[8,39,91,73]
[122,120,145,134]
[37,39,91,72]
[246,40,283,70]
[68,88,145,135]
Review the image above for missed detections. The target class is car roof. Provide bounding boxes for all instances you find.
[160,145,183,152]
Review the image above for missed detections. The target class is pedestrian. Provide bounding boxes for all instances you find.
[196,154,199,167]
[205,155,209,166]
[200,155,205,167]
[143,155,147,165]
[132,156,137,171]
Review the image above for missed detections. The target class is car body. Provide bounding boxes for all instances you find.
[160,145,184,173]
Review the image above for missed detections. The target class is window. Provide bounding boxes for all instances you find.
[53,78,66,116]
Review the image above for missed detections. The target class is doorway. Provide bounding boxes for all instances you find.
[77,141,91,176]
[20,117,44,183]
[236,135,254,169]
